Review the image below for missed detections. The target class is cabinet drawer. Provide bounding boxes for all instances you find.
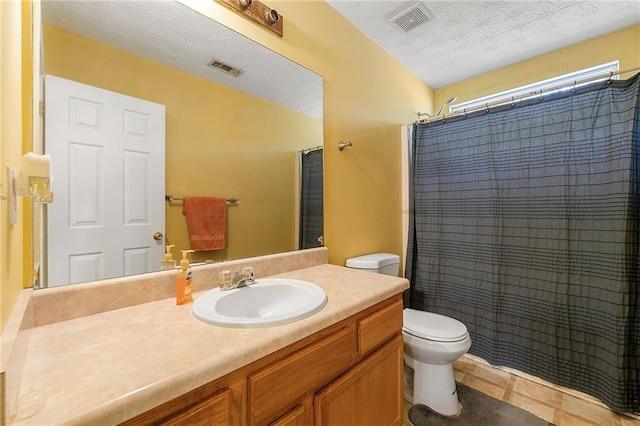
[163,388,231,426]
[249,326,357,425]
[358,298,403,354]
[122,387,233,426]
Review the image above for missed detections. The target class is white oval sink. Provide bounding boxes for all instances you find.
[192,278,327,328]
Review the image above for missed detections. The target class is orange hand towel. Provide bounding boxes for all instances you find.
[182,196,227,251]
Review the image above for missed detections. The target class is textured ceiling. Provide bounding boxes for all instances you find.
[328,0,640,89]
[42,0,323,118]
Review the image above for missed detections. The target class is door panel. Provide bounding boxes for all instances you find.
[46,75,165,287]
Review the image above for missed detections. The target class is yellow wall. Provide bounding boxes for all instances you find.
[1,0,25,331]
[180,0,434,267]
[436,24,640,108]
[44,24,323,263]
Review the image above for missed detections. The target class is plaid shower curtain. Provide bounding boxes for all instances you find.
[406,74,639,412]
[299,148,324,250]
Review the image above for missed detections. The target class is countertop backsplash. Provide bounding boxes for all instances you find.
[30,247,328,327]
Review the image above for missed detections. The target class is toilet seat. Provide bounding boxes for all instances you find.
[403,309,469,342]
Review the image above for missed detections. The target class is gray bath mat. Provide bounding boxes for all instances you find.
[408,383,554,426]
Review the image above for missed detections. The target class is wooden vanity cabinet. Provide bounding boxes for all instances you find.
[121,295,403,426]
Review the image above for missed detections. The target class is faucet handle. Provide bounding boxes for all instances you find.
[219,270,233,290]
[242,266,255,282]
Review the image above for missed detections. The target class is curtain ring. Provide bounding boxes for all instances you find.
[511,96,516,107]
[485,103,490,113]
[572,80,577,93]
[606,71,613,85]
[464,108,468,119]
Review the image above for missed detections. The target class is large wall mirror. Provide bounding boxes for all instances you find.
[36,0,324,288]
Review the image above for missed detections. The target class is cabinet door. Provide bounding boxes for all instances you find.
[315,335,403,426]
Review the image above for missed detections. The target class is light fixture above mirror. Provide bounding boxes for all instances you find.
[220,0,284,37]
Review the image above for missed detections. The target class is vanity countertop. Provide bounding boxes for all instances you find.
[13,264,409,425]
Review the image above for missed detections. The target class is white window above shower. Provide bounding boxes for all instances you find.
[449,61,620,114]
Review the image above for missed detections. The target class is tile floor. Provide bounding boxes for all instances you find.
[403,354,640,426]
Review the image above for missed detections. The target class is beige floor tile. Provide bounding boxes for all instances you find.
[471,363,512,388]
[453,368,466,382]
[403,399,413,425]
[463,375,506,400]
[618,414,640,426]
[505,392,555,423]
[512,377,559,406]
[554,390,565,409]
[560,411,609,426]
[404,357,633,426]
[553,408,564,425]
[563,394,614,426]
[453,356,477,374]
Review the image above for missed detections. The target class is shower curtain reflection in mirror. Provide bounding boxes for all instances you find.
[299,148,324,250]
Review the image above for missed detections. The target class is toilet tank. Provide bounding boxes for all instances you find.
[345,253,400,276]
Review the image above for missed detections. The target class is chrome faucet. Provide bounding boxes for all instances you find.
[220,267,255,291]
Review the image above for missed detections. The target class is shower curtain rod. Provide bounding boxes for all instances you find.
[299,145,323,153]
[416,66,640,125]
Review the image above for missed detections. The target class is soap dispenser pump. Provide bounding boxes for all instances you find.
[176,250,195,305]
[161,245,176,270]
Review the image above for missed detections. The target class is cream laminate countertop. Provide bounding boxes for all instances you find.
[13,264,409,425]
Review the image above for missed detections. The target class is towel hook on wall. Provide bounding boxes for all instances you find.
[338,141,352,151]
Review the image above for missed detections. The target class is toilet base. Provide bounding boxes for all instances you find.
[410,359,462,416]
[404,363,414,403]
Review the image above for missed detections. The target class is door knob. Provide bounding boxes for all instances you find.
[153,232,164,241]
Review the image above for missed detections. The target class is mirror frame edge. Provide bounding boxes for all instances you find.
[29,0,45,289]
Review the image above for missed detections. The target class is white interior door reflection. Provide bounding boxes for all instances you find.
[45,75,166,286]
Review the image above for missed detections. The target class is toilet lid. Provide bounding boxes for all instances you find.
[403,309,469,342]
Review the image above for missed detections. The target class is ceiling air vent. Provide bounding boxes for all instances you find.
[207,58,244,77]
[387,2,433,32]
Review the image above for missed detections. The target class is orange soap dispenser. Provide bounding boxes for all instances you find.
[176,249,194,305]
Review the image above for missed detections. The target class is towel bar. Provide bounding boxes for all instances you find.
[165,195,239,204]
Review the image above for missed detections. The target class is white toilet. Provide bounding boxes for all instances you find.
[345,253,472,417]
